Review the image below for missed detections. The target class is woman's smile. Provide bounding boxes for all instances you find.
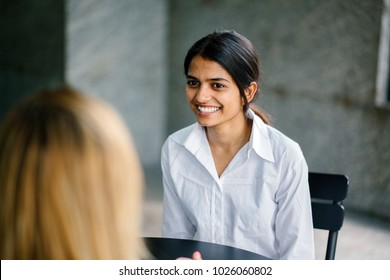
[197,105,221,113]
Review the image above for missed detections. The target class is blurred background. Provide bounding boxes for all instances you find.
[1,0,389,259]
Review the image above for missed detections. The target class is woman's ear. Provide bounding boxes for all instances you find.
[244,82,257,103]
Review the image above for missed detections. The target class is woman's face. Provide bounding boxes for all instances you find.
[186,55,245,129]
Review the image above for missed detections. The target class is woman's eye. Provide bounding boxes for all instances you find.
[213,83,224,89]
[186,80,199,87]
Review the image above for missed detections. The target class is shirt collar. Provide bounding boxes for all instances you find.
[183,109,275,163]
[184,123,219,180]
[247,109,275,163]
[183,122,206,154]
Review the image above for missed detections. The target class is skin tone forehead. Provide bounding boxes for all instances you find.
[187,56,235,85]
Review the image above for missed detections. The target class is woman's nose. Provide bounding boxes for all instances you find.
[195,86,211,102]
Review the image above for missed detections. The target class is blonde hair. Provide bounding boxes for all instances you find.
[0,86,148,259]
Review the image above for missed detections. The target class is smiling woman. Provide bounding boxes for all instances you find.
[184,30,270,125]
[161,30,315,260]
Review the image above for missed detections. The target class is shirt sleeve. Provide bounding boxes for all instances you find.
[161,140,196,239]
[274,146,315,259]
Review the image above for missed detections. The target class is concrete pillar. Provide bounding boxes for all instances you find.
[0,0,167,168]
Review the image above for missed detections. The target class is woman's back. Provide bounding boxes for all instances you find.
[0,86,147,259]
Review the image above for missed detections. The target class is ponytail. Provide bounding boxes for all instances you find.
[249,103,271,125]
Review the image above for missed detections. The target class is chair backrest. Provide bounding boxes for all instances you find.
[308,172,349,260]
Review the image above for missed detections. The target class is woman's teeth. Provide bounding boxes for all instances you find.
[198,106,220,113]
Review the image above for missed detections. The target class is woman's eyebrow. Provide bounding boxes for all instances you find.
[186,75,230,83]
[208,78,230,83]
[186,75,198,80]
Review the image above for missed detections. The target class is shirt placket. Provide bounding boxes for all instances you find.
[211,180,223,244]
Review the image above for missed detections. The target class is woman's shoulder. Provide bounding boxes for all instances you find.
[167,123,197,142]
[162,123,200,151]
[161,123,201,160]
[267,125,299,148]
[268,126,305,162]
[254,116,304,159]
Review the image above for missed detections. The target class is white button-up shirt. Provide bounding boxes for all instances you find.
[161,110,315,259]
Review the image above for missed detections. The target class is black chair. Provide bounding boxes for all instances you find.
[308,172,349,260]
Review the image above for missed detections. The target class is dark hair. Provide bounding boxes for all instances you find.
[184,30,270,124]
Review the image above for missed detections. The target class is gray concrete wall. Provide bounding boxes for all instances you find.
[2,0,389,220]
[168,0,390,219]
[66,0,168,167]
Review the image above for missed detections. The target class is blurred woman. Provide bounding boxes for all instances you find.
[0,86,148,259]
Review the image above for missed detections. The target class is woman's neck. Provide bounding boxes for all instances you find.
[206,116,253,177]
[206,116,252,151]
